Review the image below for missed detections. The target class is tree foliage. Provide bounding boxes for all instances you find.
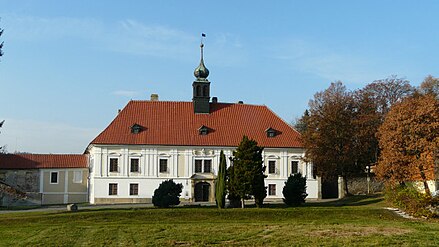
[376,94,439,194]
[282,173,307,206]
[419,75,439,98]
[228,136,266,208]
[152,179,183,208]
[294,109,309,134]
[302,81,361,194]
[215,150,227,209]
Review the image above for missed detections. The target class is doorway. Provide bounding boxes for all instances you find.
[194,182,210,202]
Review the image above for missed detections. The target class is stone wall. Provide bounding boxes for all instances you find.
[0,169,41,206]
[347,175,384,195]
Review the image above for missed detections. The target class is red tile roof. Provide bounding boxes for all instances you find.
[90,101,303,148]
[0,154,88,169]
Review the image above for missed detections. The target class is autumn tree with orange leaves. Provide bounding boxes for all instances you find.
[376,94,439,194]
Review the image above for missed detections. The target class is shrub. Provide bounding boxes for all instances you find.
[152,179,183,208]
[283,173,307,206]
[385,184,435,218]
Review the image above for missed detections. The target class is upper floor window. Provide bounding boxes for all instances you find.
[268,160,276,174]
[159,159,168,173]
[195,159,212,173]
[130,158,140,173]
[291,161,299,174]
[109,158,118,172]
[50,172,58,184]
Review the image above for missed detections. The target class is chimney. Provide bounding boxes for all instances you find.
[150,94,159,101]
[238,101,244,104]
[212,97,218,103]
[118,109,121,114]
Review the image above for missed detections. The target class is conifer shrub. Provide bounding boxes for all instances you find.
[152,179,183,208]
[282,173,307,206]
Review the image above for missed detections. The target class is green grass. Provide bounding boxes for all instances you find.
[1,195,439,246]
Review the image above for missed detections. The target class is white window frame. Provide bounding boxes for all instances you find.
[129,183,139,196]
[291,160,299,175]
[109,157,119,173]
[268,184,276,196]
[109,183,118,196]
[50,171,59,184]
[268,160,277,174]
[159,158,168,173]
[194,159,212,173]
[130,158,140,173]
[73,170,83,183]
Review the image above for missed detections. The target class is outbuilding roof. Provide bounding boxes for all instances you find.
[90,101,303,148]
[0,154,88,169]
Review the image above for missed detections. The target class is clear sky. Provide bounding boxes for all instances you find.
[0,1,438,153]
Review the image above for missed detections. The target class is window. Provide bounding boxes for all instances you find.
[109,158,118,172]
[159,159,168,173]
[195,160,203,173]
[130,158,140,173]
[73,171,83,183]
[266,128,277,138]
[204,160,212,173]
[194,159,212,173]
[199,125,208,135]
[291,161,299,174]
[109,183,118,195]
[50,172,58,184]
[268,161,276,174]
[130,184,139,196]
[131,124,143,134]
[269,184,276,196]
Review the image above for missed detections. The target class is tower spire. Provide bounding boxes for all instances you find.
[194,33,209,80]
[192,33,211,114]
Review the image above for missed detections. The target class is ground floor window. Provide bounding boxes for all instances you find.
[159,159,168,173]
[194,159,212,173]
[109,183,118,195]
[50,172,58,184]
[268,184,276,196]
[130,183,139,195]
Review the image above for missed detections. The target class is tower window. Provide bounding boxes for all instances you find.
[196,85,201,96]
[203,85,208,96]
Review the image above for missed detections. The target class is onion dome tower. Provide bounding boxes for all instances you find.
[192,35,211,114]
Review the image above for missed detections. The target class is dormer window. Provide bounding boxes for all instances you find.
[266,127,277,138]
[131,124,143,134]
[198,125,209,135]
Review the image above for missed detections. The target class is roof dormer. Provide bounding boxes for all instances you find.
[198,125,209,135]
[265,127,277,138]
[131,124,144,134]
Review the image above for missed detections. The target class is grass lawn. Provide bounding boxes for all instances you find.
[1,195,439,246]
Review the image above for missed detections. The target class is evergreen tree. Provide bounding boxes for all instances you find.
[215,150,227,209]
[152,179,183,208]
[228,136,266,208]
[283,173,307,206]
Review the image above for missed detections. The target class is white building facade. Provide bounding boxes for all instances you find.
[86,44,320,204]
[87,145,319,204]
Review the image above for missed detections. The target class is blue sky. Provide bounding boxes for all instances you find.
[1,1,438,153]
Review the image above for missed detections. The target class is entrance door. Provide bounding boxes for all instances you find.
[194,182,210,202]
